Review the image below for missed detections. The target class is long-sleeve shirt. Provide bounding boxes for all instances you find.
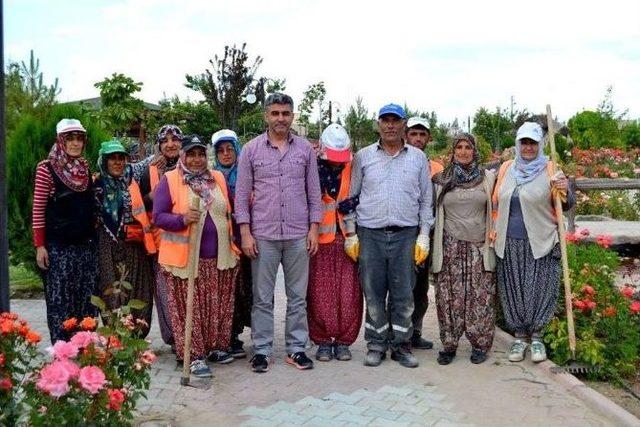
[152,176,218,258]
[345,142,434,235]
[32,156,152,247]
[234,132,322,241]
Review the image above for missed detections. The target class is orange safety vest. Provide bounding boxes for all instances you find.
[157,169,240,268]
[489,160,557,241]
[430,160,444,178]
[128,181,157,255]
[148,164,162,248]
[318,162,351,244]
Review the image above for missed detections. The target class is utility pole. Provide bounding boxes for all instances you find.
[0,0,10,312]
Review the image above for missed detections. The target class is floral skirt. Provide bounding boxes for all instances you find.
[434,232,495,352]
[163,259,239,360]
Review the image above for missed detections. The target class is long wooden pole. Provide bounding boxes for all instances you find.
[180,196,201,385]
[546,105,576,359]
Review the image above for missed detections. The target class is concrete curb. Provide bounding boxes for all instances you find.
[494,328,640,427]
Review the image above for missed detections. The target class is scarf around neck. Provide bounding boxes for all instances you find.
[48,135,90,192]
[97,157,133,236]
[511,139,549,186]
[178,158,216,208]
[434,134,484,206]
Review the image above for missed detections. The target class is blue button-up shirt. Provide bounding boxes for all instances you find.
[346,142,433,234]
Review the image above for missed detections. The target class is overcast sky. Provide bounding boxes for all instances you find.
[6,0,640,125]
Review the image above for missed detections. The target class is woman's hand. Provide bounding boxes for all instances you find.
[550,171,568,190]
[182,207,201,225]
[36,246,49,270]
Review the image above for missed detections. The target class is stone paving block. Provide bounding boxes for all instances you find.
[268,410,310,424]
[433,420,475,427]
[428,408,466,422]
[241,419,278,427]
[297,404,341,419]
[323,391,364,404]
[396,412,429,424]
[330,403,367,415]
[356,397,394,410]
[390,402,430,416]
[369,418,409,427]
[378,385,413,396]
[295,396,333,408]
[361,407,402,421]
[334,412,374,426]
[350,388,375,400]
[239,406,268,418]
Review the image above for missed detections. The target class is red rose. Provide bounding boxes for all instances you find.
[581,285,596,297]
[631,301,640,315]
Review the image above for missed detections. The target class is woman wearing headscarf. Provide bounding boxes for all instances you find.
[492,122,574,363]
[153,135,240,378]
[32,119,98,343]
[94,139,157,337]
[431,133,496,365]
[307,124,362,362]
[211,129,251,360]
[139,124,183,348]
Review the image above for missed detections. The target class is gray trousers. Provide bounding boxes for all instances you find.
[251,237,310,356]
[358,226,417,352]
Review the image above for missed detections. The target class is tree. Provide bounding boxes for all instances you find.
[146,95,220,141]
[92,73,145,137]
[344,97,377,150]
[621,121,640,148]
[185,43,263,130]
[298,81,329,139]
[567,87,624,149]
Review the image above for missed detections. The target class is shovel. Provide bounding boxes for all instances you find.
[179,196,211,389]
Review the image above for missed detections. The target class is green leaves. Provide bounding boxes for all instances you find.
[127,299,147,310]
[90,296,106,312]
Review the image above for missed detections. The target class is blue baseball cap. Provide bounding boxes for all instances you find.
[378,103,406,119]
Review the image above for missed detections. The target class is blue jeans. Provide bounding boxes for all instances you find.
[358,226,417,352]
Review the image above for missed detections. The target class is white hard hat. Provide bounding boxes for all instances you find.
[320,124,352,163]
[56,118,86,135]
[211,129,238,146]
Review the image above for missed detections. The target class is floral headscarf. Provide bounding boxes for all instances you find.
[96,151,133,237]
[48,133,90,192]
[433,132,484,207]
[178,150,216,209]
[155,124,184,174]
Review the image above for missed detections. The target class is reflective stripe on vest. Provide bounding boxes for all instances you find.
[129,180,157,255]
[157,169,240,268]
[318,162,351,244]
[148,164,162,248]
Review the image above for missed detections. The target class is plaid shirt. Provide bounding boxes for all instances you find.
[345,142,434,235]
[234,132,322,241]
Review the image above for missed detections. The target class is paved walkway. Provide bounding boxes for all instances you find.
[11,270,628,427]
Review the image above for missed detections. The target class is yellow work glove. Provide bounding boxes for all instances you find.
[414,234,430,266]
[344,234,360,262]
[550,171,568,203]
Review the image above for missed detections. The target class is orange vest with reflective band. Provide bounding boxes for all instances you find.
[128,181,157,255]
[430,160,444,178]
[157,169,240,268]
[148,165,162,248]
[318,162,351,244]
[489,160,556,241]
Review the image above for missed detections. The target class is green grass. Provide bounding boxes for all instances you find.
[9,264,43,295]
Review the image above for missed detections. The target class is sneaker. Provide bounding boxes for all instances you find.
[250,354,270,373]
[508,340,528,362]
[208,350,234,364]
[391,345,419,368]
[333,344,352,361]
[470,348,487,364]
[411,332,434,350]
[530,340,547,363]
[189,359,212,378]
[286,352,314,370]
[363,350,386,367]
[230,338,247,359]
[315,343,333,362]
[437,350,456,365]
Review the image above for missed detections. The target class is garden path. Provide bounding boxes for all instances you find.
[12,270,633,427]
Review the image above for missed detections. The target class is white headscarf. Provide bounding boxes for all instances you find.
[511,122,549,185]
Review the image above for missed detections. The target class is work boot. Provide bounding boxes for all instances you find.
[363,350,386,367]
[391,345,419,368]
[411,331,433,350]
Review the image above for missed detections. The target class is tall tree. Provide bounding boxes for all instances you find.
[93,73,144,137]
[185,43,263,130]
[344,96,376,150]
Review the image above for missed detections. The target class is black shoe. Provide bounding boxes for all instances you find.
[470,348,487,364]
[208,350,234,364]
[411,332,434,350]
[286,352,314,370]
[390,345,419,368]
[315,343,333,361]
[250,354,270,373]
[230,338,247,359]
[333,344,352,361]
[437,350,456,365]
[363,350,386,367]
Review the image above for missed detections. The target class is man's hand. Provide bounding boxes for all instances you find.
[414,234,430,266]
[344,234,360,262]
[307,224,319,256]
[240,224,258,259]
[36,246,49,270]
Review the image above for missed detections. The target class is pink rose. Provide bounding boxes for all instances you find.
[631,301,640,315]
[140,350,156,365]
[36,360,77,397]
[70,331,100,349]
[78,366,106,394]
[56,358,80,378]
[47,340,79,360]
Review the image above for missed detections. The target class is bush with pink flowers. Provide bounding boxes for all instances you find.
[544,231,640,380]
[0,275,156,426]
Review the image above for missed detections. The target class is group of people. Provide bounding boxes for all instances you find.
[32,93,573,378]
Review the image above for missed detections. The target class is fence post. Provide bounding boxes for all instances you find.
[567,176,576,233]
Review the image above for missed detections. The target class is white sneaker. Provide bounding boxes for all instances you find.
[530,340,547,363]
[508,340,528,362]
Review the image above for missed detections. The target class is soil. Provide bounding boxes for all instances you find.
[586,375,640,419]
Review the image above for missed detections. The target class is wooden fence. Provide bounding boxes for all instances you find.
[567,177,640,232]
